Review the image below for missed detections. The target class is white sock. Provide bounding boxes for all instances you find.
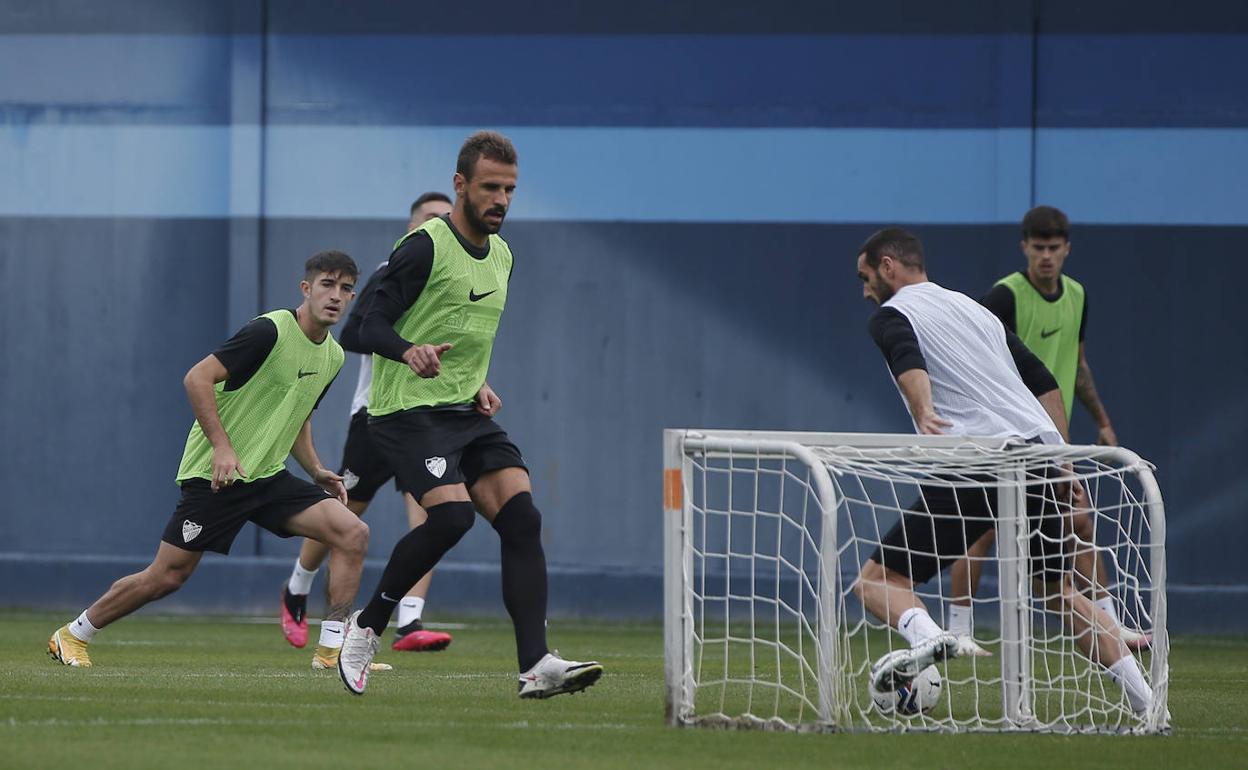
[288,561,319,596]
[946,604,973,637]
[397,596,425,628]
[1108,656,1151,714]
[68,611,98,643]
[897,607,943,647]
[319,620,344,650]
[1095,596,1122,627]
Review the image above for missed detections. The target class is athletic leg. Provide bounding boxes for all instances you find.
[355,483,474,634]
[393,494,453,652]
[469,466,602,698]
[947,528,995,635]
[402,495,434,606]
[280,498,371,649]
[471,467,548,670]
[282,497,382,670]
[282,498,369,623]
[49,543,202,667]
[87,542,203,628]
[1039,575,1151,714]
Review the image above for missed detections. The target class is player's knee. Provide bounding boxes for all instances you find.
[150,564,193,598]
[491,492,542,542]
[425,500,476,542]
[854,558,885,599]
[339,517,369,557]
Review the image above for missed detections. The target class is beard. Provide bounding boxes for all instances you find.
[870,275,894,304]
[464,199,507,235]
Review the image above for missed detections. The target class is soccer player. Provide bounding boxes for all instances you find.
[48,252,372,670]
[281,193,456,660]
[945,205,1147,648]
[851,228,1153,717]
[336,130,603,698]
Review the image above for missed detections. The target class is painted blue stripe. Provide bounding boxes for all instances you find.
[3,125,1246,225]
[6,33,1245,128]
[1038,36,1248,128]
[0,125,261,217]
[261,127,1034,223]
[265,34,1034,129]
[1035,129,1248,226]
[0,35,240,124]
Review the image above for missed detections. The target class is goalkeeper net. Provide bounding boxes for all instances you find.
[663,430,1168,734]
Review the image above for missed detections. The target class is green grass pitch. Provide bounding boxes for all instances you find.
[3,612,1245,769]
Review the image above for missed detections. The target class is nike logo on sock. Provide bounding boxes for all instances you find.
[380,592,400,603]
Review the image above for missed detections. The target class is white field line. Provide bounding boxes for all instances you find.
[203,617,471,630]
[21,668,645,680]
[2,716,631,731]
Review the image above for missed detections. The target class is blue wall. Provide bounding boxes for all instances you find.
[2,0,1245,629]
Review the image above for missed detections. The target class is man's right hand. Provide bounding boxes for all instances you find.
[914,410,953,435]
[403,342,453,378]
[210,445,246,492]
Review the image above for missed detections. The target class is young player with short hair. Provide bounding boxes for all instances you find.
[946,206,1147,649]
[49,252,374,670]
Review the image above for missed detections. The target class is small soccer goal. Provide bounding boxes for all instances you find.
[662,429,1168,734]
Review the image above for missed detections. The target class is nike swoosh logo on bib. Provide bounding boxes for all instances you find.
[1040,328,1060,339]
[469,288,497,302]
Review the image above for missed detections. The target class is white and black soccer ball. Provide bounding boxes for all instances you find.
[870,664,942,716]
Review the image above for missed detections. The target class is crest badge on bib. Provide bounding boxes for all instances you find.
[182,520,203,543]
[425,456,447,478]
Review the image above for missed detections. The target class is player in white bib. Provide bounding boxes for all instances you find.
[851,227,1153,717]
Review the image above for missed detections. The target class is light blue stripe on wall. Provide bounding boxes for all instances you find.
[1035,129,1248,226]
[0,124,260,217]
[261,127,1034,224]
[2,125,1246,224]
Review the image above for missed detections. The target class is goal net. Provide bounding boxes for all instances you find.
[663,429,1168,734]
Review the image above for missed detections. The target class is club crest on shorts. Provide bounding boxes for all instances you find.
[425,456,447,478]
[342,469,360,490]
[181,520,203,543]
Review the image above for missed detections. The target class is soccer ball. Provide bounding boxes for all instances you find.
[870,665,942,716]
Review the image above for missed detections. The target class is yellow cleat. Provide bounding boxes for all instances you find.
[311,645,391,672]
[48,626,92,668]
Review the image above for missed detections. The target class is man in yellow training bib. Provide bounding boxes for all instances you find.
[947,206,1147,650]
[335,131,602,699]
[48,252,377,670]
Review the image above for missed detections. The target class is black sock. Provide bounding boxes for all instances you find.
[356,501,475,633]
[492,492,549,671]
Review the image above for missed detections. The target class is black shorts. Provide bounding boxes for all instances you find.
[161,471,332,554]
[368,406,527,501]
[868,468,1071,586]
[338,409,397,503]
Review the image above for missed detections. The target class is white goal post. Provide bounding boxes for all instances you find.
[663,429,1169,734]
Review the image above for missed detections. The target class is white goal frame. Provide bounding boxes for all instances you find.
[663,429,1169,734]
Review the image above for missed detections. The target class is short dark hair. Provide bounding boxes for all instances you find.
[304,250,358,282]
[1022,205,1070,241]
[859,227,925,270]
[410,191,451,217]
[456,130,518,180]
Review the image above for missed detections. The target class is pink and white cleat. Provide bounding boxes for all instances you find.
[280,584,308,648]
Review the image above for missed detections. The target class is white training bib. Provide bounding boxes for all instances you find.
[884,282,1062,445]
[349,353,372,417]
